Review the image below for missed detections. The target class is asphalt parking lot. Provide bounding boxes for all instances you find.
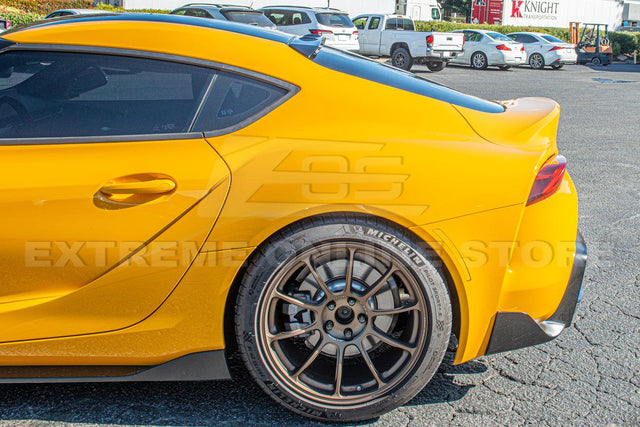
[0,63,639,426]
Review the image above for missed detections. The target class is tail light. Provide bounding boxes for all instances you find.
[496,44,511,51]
[527,155,567,205]
[521,46,525,51]
[426,34,434,48]
[352,30,359,40]
[310,29,333,36]
[549,46,563,51]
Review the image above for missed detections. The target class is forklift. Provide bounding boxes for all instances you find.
[570,22,613,66]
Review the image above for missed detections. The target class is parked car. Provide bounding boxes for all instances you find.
[0,19,11,33]
[261,6,359,51]
[44,9,104,19]
[171,3,276,29]
[351,14,464,71]
[450,29,526,70]
[0,13,585,423]
[508,32,577,69]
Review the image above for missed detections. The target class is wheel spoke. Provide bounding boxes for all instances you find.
[293,338,327,378]
[370,328,416,354]
[361,265,396,299]
[267,322,317,342]
[303,257,333,298]
[344,247,356,294]
[333,344,345,397]
[274,290,319,311]
[356,341,384,386]
[371,300,419,317]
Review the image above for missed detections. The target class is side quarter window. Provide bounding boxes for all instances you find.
[265,11,285,25]
[192,72,290,135]
[185,8,212,18]
[291,12,309,25]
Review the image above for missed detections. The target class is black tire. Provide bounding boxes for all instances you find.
[425,61,446,72]
[498,65,512,70]
[470,51,488,70]
[591,57,602,66]
[551,64,564,69]
[529,53,545,69]
[391,47,413,71]
[235,214,452,422]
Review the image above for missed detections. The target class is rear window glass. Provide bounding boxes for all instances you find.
[486,32,512,41]
[0,50,214,139]
[316,13,354,28]
[222,10,274,27]
[385,18,414,31]
[542,35,564,43]
[313,47,504,114]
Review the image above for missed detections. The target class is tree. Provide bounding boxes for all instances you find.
[439,0,472,22]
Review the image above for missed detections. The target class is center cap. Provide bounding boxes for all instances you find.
[335,306,353,324]
[322,297,368,341]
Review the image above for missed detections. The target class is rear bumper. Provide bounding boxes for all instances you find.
[424,49,462,61]
[326,40,360,52]
[485,231,587,355]
[548,54,577,65]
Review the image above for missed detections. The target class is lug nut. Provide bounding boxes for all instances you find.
[348,298,356,306]
[327,301,336,310]
[358,314,366,323]
[344,328,353,339]
[325,320,334,331]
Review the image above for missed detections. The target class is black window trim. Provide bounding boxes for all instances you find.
[0,43,299,146]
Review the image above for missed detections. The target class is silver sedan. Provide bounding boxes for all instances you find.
[508,32,577,70]
[450,29,526,70]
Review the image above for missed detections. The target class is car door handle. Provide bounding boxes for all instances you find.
[100,178,176,196]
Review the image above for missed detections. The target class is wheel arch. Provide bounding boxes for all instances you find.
[222,211,462,367]
[390,42,410,55]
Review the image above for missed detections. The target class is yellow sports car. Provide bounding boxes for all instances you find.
[0,14,586,421]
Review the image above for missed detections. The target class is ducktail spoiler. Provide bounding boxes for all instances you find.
[288,33,325,59]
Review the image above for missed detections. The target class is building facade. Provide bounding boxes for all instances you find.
[471,0,634,30]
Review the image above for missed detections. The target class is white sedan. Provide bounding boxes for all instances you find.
[450,29,525,70]
[507,32,577,70]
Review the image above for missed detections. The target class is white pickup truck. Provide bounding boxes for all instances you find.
[352,15,464,72]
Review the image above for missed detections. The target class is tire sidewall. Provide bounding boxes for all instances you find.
[426,61,446,72]
[235,218,452,422]
[530,53,544,69]
[391,47,413,70]
[471,52,488,69]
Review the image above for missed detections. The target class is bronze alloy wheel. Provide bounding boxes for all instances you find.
[257,242,428,404]
[236,215,451,422]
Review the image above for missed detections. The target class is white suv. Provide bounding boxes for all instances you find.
[261,6,359,51]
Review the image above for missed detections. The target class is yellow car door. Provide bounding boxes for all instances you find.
[0,49,230,342]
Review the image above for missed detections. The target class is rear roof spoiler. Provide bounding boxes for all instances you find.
[288,33,324,59]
